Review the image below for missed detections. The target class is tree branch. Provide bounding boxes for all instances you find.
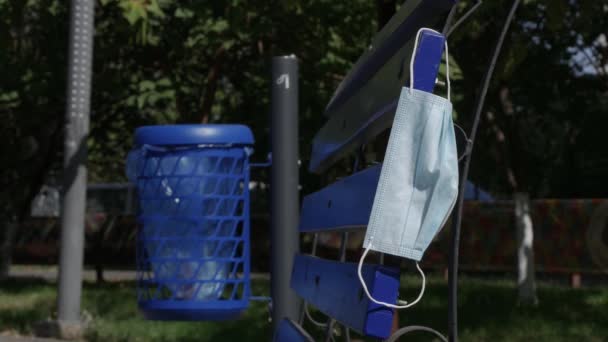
[199,45,226,123]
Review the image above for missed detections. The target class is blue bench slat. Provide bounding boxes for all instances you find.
[273,318,314,342]
[299,165,380,232]
[324,0,455,117]
[309,31,447,174]
[291,254,400,339]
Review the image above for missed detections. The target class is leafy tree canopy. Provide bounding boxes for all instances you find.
[1,0,607,226]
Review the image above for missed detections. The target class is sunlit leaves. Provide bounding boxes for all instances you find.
[101,0,167,44]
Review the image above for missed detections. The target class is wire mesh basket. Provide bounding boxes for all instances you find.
[127,125,253,321]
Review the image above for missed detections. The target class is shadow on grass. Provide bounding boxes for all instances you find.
[0,277,53,294]
[394,276,608,341]
[0,277,56,335]
[1,276,607,341]
[81,279,272,342]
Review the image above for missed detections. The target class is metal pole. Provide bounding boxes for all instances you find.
[270,55,301,330]
[447,1,520,341]
[57,0,95,330]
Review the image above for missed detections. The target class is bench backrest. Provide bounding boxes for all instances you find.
[275,0,456,340]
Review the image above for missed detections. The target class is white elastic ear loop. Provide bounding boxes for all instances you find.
[409,28,451,102]
[357,244,426,309]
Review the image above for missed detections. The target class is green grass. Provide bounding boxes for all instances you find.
[394,276,608,341]
[0,275,607,341]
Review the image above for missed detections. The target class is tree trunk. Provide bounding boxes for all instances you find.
[514,192,538,305]
[0,217,17,280]
[497,87,538,304]
[199,46,226,123]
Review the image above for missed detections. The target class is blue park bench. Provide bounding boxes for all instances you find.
[274,0,457,341]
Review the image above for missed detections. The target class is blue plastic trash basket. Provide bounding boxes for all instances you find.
[126,124,254,321]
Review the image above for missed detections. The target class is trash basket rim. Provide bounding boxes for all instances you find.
[135,124,254,147]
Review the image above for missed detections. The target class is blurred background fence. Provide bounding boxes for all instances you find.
[19,181,608,276]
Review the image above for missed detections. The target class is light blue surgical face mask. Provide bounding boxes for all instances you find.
[358,28,459,309]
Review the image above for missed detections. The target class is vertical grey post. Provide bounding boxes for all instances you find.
[57,0,95,330]
[270,55,300,329]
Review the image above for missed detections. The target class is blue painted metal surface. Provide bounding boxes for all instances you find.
[135,124,254,147]
[290,2,457,340]
[309,31,448,173]
[128,125,253,321]
[273,318,314,342]
[414,30,447,93]
[465,181,494,202]
[299,165,493,233]
[291,254,400,339]
[300,165,381,232]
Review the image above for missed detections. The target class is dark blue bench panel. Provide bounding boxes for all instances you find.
[291,254,400,339]
[324,0,455,118]
[309,30,448,173]
[300,165,381,233]
[273,318,314,342]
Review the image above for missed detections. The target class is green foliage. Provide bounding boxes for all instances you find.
[0,0,68,220]
[1,0,380,223]
[2,0,608,226]
[87,0,379,184]
[448,0,608,197]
